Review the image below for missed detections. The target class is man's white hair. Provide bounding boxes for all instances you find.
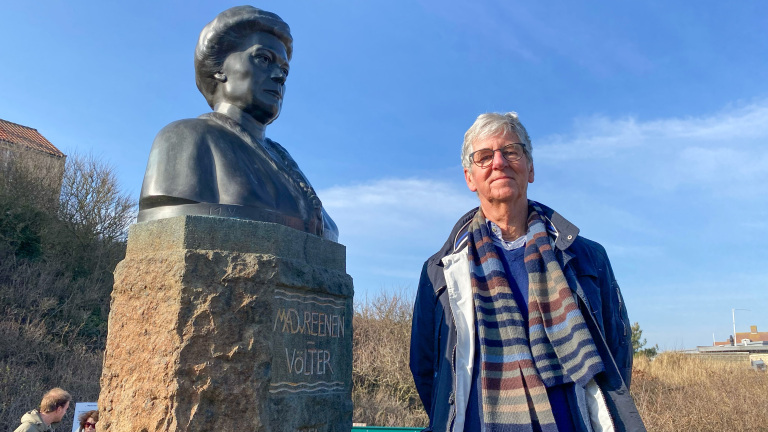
[461,112,532,170]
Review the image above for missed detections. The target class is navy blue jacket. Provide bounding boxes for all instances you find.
[409,206,646,432]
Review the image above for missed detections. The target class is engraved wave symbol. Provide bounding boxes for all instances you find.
[269,381,345,394]
[274,289,345,309]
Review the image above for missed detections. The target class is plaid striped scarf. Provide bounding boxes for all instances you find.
[468,201,604,431]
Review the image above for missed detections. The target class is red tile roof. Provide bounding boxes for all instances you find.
[736,331,768,343]
[0,118,65,157]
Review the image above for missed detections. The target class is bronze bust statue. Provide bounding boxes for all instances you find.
[137,6,338,242]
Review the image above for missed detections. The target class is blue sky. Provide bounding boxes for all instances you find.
[2,1,767,350]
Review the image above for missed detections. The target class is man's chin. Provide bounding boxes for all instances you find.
[482,189,525,203]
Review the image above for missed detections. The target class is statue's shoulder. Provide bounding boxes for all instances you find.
[264,137,299,167]
[265,137,289,154]
[152,116,231,150]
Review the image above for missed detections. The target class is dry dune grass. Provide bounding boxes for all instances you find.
[352,292,768,431]
[632,352,768,432]
[352,291,428,427]
[3,256,765,431]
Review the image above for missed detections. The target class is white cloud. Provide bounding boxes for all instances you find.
[321,178,477,239]
[319,178,477,292]
[539,101,768,158]
[676,146,768,186]
[535,100,768,198]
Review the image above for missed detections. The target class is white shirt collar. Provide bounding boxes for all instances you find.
[487,219,526,250]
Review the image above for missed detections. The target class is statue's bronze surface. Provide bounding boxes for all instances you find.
[138,6,338,242]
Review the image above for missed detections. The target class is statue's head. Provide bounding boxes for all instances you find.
[195,6,293,125]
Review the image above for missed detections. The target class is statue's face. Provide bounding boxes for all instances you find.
[217,31,290,124]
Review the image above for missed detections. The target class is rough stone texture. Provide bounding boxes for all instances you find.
[99,216,353,432]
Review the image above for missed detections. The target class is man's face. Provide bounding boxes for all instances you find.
[52,401,69,423]
[217,31,290,125]
[464,131,534,207]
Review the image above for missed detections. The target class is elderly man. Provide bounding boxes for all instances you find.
[14,387,71,432]
[410,113,645,432]
[138,6,337,241]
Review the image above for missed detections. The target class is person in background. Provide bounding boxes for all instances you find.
[13,387,71,432]
[76,410,99,432]
[410,112,645,431]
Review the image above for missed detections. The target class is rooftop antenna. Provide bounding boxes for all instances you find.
[732,308,751,346]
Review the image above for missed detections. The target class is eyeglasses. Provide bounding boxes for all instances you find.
[84,422,97,429]
[469,143,526,168]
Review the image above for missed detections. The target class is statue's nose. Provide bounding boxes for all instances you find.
[271,68,286,84]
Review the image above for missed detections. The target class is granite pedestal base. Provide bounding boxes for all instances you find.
[98,216,353,432]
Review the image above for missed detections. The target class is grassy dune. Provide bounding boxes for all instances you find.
[353,292,768,431]
[3,274,765,430]
[632,352,768,431]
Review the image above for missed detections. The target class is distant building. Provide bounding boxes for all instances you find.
[695,344,768,370]
[0,118,66,207]
[713,336,733,347]
[713,325,768,348]
[736,325,768,344]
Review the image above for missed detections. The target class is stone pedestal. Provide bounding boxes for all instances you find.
[98,216,353,432]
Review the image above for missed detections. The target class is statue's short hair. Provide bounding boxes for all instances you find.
[461,112,533,170]
[195,6,293,109]
[39,387,71,414]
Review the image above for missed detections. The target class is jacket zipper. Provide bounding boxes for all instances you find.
[447,312,457,432]
[436,283,457,432]
[575,277,619,430]
[616,286,626,337]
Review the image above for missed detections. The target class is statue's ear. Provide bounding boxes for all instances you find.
[213,72,227,83]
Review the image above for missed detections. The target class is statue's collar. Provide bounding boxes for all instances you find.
[213,103,267,141]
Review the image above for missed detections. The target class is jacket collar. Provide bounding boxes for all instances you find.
[451,201,580,253]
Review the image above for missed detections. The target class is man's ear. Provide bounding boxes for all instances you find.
[528,161,535,183]
[213,72,227,83]
[464,167,477,192]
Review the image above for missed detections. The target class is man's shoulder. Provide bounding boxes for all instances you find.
[568,234,612,276]
[425,207,478,267]
[570,235,609,258]
[14,410,47,432]
[14,425,48,432]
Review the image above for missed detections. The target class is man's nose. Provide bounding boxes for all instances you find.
[491,149,509,169]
